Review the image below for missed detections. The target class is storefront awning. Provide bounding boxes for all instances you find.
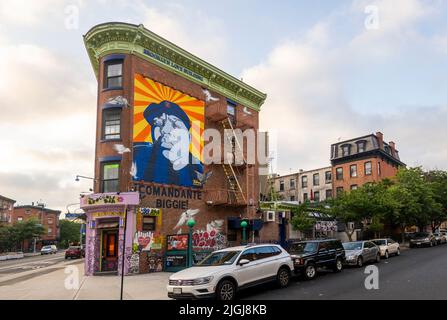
[96,222,119,229]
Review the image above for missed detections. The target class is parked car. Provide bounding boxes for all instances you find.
[371,238,401,259]
[65,246,84,259]
[342,241,381,267]
[167,244,294,300]
[40,245,57,255]
[287,239,345,280]
[433,232,447,245]
[409,232,436,248]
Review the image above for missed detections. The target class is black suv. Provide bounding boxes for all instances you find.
[288,239,346,280]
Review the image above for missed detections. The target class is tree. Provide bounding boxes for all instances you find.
[59,220,82,248]
[425,170,447,231]
[290,203,316,236]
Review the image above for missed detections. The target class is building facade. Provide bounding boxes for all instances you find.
[82,22,267,275]
[297,167,333,203]
[12,205,61,252]
[274,173,299,202]
[0,195,15,226]
[331,132,405,195]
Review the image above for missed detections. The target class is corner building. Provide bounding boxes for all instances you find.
[82,22,266,275]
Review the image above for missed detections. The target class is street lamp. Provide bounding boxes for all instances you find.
[187,219,196,268]
[240,220,248,245]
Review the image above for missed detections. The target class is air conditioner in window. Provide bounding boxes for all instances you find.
[348,222,355,230]
[264,211,276,222]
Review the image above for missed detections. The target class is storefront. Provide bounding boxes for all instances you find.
[80,192,139,276]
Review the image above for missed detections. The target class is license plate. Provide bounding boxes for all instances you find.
[173,288,182,294]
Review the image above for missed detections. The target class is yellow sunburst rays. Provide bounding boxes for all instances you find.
[133,74,205,162]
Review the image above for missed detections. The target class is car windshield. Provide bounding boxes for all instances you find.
[197,251,241,266]
[289,242,318,254]
[414,232,429,237]
[343,242,363,251]
[372,240,386,245]
[42,246,51,249]
[68,246,80,250]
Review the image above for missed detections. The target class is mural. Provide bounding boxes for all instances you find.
[192,219,226,250]
[133,231,153,252]
[167,234,189,251]
[133,74,205,188]
[174,209,199,234]
[315,221,338,232]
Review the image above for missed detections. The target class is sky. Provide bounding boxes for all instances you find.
[0,0,446,213]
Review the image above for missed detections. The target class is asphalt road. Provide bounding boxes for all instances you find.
[0,252,66,275]
[240,244,447,300]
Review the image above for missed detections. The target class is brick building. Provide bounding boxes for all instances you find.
[331,132,405,194]
[0,195,15,226]
[12,205,61,252]
[298,167,333,203]
[81,22,267,275]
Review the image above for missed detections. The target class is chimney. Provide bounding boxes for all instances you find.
[375,131,384,149]
[299,169,304,173]
[389,141,396,157]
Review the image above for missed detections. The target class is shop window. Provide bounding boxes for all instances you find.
[101,162,120,193]
[142,216,156,231]
[104,60,123,89]
[102,109,121,140]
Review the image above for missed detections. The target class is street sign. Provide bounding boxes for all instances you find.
[65,213,83,219]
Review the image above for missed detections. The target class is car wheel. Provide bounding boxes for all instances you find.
[333,258,343,272]
[304,263,317,280]
[396,248,401,256]
[277,267,291,288]
[375,253,381,263]
[357,256,363,267]
[216,280,236,301]
[385,251,389,259]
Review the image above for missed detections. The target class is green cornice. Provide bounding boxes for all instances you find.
[83,22,266,111]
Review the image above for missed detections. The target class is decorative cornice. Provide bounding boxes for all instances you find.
[83,22,267,111]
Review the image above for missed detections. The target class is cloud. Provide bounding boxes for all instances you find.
[242,0,447,174]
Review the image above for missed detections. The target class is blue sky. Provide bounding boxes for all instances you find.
[0,0,446,210]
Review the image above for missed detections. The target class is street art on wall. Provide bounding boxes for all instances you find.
[133,231,153,253]
[167,234,189,251]
[315,221,338,232]
[174,209,199,234]
[133,74,205,188]
[129,253,140,274]
[192,219,226,250]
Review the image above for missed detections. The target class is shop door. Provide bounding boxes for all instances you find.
[101,229,119,272]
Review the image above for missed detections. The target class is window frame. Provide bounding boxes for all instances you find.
[290,179,296,190]
[279,180,284,192]
[350,164,358,178]
[325,171,332,184]
[101,162,120,193]
[142,216,156,231]
[104,59,123,89]
[326,189,333,199]
[313,173,320,186]
[364,161,372,176]
[336,167,343,180]
[102,108,122,141]
[301,176,308,188]
[314,191,320,202]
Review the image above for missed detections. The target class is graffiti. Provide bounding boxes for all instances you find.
[138,207,161,216]
[83,194,125,205]
[148,254,163,273]
[132,75,205,188]
[86,236,95,275]
[133,231,153,253]
[191,220,226,250]
[167,234,189,251]
[195,170,213,187]
[315,221,337,232]
[174,209,199,234]
[129,253,140,274]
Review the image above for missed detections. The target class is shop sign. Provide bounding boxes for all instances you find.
[138,207,161,216]
[80,192,139,208]
[91,211,125,219]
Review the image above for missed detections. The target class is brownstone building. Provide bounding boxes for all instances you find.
[12,205,61,252]
[81,22,267,274]
[0,195,15,226]
[331,132,405,194]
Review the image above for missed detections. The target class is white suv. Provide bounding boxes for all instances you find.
[167,244,293,300]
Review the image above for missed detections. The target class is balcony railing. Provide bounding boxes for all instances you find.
[204,189,247,207]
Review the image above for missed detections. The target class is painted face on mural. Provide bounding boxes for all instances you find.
[152,113,190,171]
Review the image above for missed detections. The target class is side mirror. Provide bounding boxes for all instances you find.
[238,259,250,266]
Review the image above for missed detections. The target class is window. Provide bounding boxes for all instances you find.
[350,165,358,178]
[326,189,333,199]
[325,171,332,183]
[25,209,31,214]
[357,141,366,153]
[142,216,156,231]
[336,187,344,196]
[239,248,257,262]
[17,217,23,222]
[279,180,284,191]
[313,173,320,186]
[48,218,53,224]
[351,185,358,190]
[104,60,123,88]
[254,246,274,260]
[303,193,308,202]
[302,176,308,188]
[48,228,52,235]
[336,167,343,180]
[290,196,296,201]
[103,109,121,140]
[227,103,235,116]
[365,161,372,175]
[102,162,120,193]
[290,179,296,189]
[341,144,351,157]
[378,162,381,176]
[227,229,237,242]
[314,191,320,202]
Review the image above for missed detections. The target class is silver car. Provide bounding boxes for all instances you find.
[342,241,381,267]
[40,245,57,255]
